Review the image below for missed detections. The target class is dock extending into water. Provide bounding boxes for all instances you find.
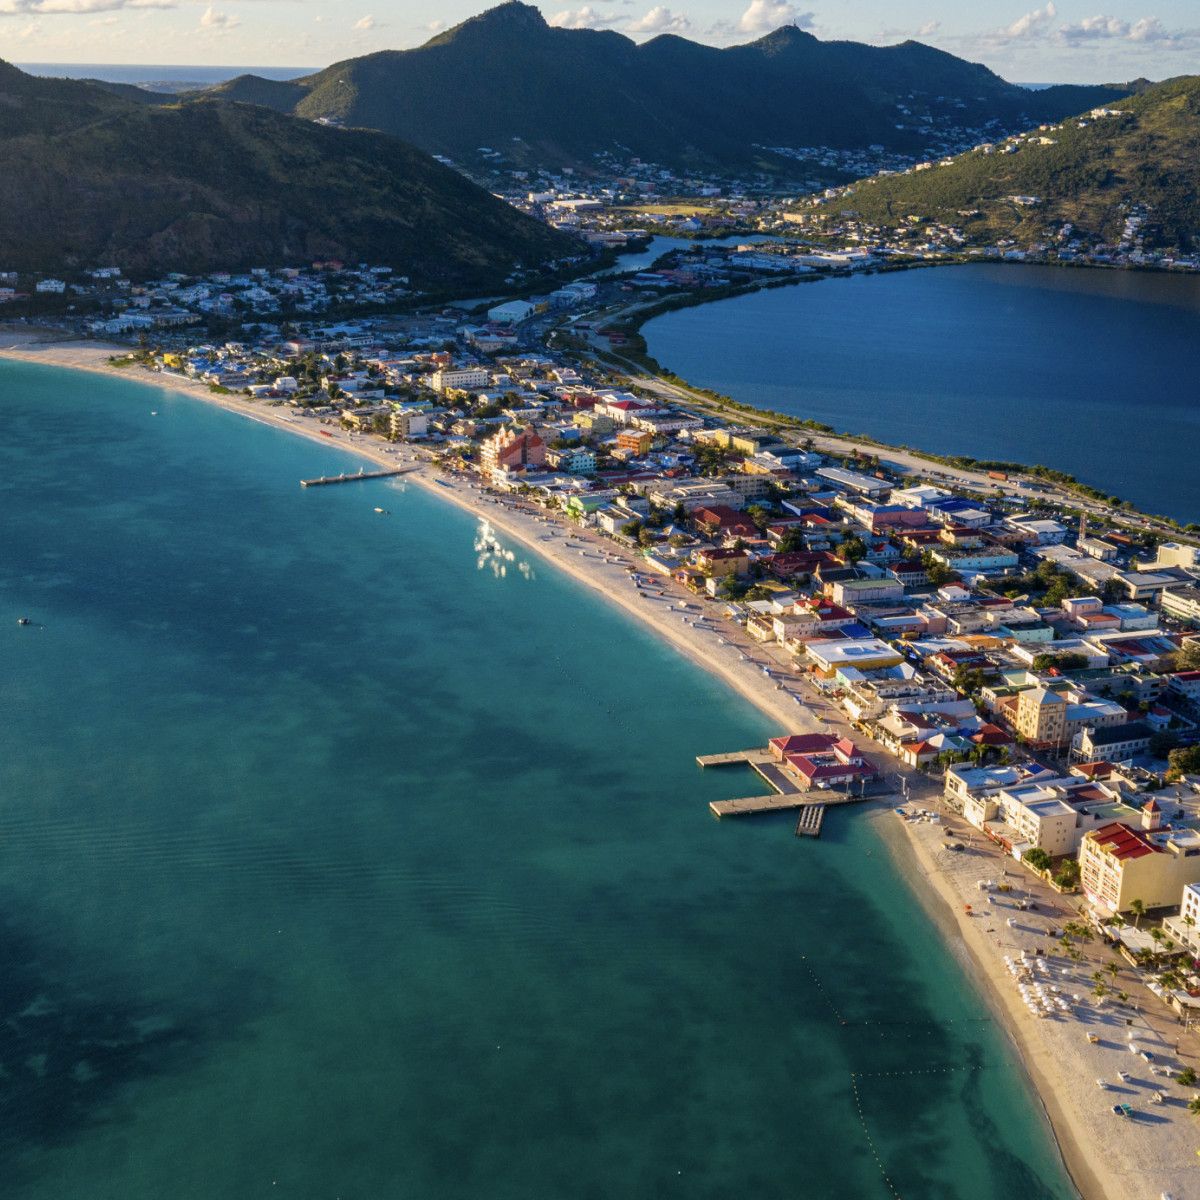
[699,745,875,833]
[300,468,413,488]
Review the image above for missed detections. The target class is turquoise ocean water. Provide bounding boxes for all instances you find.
[644,263,1200,523]
[0,360,1075,1198]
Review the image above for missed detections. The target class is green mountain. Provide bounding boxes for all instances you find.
[0,60,574,285]
[826,76,1200,252]
[207,1,1133,172]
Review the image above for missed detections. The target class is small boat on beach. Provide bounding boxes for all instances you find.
[1087,1033,1100,1044]
[1111,1103,1134,1119]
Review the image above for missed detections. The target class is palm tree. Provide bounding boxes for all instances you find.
[1106,962,1120,981]
[1189,1096,1200,1116]
[1130,898,1146,928]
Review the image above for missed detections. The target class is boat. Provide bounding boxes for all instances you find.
[1111,1103,1134,1118]
[374,507,388,515]
[17,616,31,626]
[1117,1071,1131,1082]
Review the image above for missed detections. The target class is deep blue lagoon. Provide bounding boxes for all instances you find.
[644,263,1200,523]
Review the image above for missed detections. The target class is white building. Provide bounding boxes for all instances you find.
[1004,515,1068,545]
[487,300,535,325]
[389,407,429,439]
[431,368,490,393]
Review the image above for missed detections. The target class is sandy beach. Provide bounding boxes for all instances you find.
[882,807,1200,1200]
[4,330,1198,1200]
[0,331,826,739]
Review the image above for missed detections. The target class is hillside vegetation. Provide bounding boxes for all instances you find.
[834,76,1200,251]
[0,61,574,285]
[206,1,1132,172]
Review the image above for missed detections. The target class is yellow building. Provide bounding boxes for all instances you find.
[1014,686,1066,747]
[1080,806,1200,914]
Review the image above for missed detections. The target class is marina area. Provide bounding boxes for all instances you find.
[697,744,882,824]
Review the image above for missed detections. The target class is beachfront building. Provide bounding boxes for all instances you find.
[944,763,1036,812]
[1079,811,1200,915]
[804,638,905,677]
[1161,883,1200,955]
[480,426,546,479]
[389,407,429,440]
[961,775,1121,858]
[768,734,876,791]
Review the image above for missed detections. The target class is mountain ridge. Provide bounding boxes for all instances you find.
[0,60,575,284]
[203,2,1136,173]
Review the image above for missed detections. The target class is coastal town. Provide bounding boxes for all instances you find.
[6,7,1200,1200]
[11,236,1200,877]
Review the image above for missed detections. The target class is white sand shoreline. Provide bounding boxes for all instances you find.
[5,332,1196,1200]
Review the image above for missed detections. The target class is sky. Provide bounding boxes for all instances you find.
[3,0,1198,82]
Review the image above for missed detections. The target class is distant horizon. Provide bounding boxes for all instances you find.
[8,61,1139,91]
[7,0,1196,87]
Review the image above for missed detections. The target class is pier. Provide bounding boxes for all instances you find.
[699,745,877,832]
[300,468,413,488]
[795,805,826,838]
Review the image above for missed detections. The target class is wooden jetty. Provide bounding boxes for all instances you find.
[696,749,773,768]
[700,744,876,834]
[300,468,412,488]
[795,805,825,838]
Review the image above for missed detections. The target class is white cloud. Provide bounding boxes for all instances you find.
[1127,16,1174,42]
[627,4,689,33]
[547,5,614,28]
[0,0,174,14]
[1059,14,1127,40]
[1001,0,1056,40]
[199,4,236,30]
[352,14,374,32]
[916,19,940,37]
[1058,13,1180,44]
[737,0,814,34]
